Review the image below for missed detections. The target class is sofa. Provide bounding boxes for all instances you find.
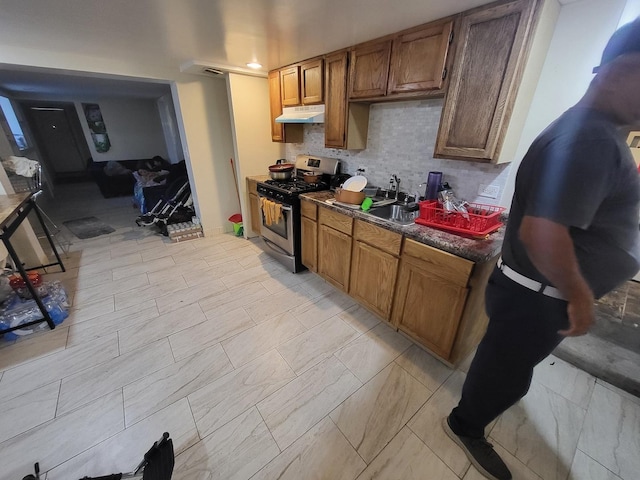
[87,157,172,198]
[87,158,138,198]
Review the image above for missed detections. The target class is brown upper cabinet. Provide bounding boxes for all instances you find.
[324,51,369,150]
[268,70,285,142]
[349,40,392,99]
[434,0,541,162]
[388,19,454,94]
[348,18,454,100]
[280,65,301,107]
[276,58,324,108]
[268,70,303,143]
[301,59,324,104]
[268,58,324,142]
[269,0,548,156]
[324,52,349,148]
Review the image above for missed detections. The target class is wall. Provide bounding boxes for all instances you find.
[285,0,633,213]
[157,94,184,164]
[284,0,562,207]
[501,0,627,207]
[0,106,51,265]
[0,43,254,236]
[286,99,509,206]
[0,109,15,160]
[227,73,285,236]
[75,98,169,162]
[172,77,236,236]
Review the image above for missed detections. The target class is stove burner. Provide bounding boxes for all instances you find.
[264,178,328,194]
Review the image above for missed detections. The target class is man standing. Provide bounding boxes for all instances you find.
[443,19,640,480]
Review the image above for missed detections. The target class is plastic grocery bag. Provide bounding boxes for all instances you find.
[0,281,69,341]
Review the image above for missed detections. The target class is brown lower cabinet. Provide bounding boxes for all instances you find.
[316,205,353,291]
[301,199,318,272]
[393,240,473,358]
[349,220,402,321]
[249,194,261,236]
[318,223,352,292]
[301,200,496,365]
[247,178,262,237]
[350,241,398,320]
[301,216,317,272]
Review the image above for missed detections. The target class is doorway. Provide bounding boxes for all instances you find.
[20,101,91,183]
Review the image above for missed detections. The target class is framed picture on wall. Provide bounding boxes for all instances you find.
[82,103,111,153]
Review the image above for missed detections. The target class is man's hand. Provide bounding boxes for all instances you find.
[520,216,595,337]
[560,293,595,336]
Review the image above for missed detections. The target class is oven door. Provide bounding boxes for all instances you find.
[258,195,295,255]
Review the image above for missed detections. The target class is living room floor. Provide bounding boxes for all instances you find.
[0,182,638,480]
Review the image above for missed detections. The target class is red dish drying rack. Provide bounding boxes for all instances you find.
[415,201,505,237]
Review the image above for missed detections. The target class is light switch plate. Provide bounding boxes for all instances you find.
[478,184,500,199]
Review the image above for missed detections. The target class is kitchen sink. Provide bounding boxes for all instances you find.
[366,202,418,225]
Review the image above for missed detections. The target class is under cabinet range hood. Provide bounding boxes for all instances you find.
[275,105,325,124]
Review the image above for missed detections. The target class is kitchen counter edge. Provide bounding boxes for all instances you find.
[301,191,504,263]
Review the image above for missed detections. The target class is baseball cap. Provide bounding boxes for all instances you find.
[593,18,640,73]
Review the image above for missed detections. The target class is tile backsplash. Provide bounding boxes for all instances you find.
[286,98,511,206]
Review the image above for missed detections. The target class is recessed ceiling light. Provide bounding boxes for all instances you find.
[246,62,262,69]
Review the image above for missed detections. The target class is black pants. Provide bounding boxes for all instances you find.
[449,267,570,438]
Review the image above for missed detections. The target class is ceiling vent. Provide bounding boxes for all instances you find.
[202,67,225,76]
[180,61,267,78]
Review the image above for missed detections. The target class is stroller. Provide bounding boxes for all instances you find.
[136,177,193,231]
[22,432,174,480]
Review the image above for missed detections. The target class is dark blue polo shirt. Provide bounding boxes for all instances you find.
[502,107,640,298]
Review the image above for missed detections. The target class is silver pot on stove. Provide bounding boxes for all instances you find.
[268,159,295,180]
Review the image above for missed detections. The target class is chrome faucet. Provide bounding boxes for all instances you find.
[403,190,421,206]
[390,174,400,199]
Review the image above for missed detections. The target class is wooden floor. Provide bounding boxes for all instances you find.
[0,182,638,480]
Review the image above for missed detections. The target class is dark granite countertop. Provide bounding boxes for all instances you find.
[301,191,504,263]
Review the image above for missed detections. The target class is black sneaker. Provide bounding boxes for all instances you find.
[442,416,512,480]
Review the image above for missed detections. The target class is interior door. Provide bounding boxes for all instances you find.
[23,103,89,179]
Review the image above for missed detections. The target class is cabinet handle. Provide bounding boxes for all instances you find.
[442,68,448,81]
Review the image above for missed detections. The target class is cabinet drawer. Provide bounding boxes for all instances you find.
[354,220,402,256]
[403,238,473,286]
[301,200,317,220]
[247,179,258,195]
[319,207,353,236]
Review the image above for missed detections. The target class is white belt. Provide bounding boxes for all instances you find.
[496,257,566,300]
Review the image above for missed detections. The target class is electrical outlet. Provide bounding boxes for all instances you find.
[478,184,500,199]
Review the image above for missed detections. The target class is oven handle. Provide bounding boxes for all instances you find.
[258,195,292,212]
[262,237,291,256]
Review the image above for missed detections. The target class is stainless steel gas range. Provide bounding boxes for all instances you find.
[257,154,341,273]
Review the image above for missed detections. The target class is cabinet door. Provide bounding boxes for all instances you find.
[280,66,301,106]
[434,0,538,162]
[324,52,348,149]
[301,59,324,105]
[268,70,284,142]
[269,69,303,143]
[249,193,261,236]
[349,241,399,320]
[318,224,352,292]
[392,257,468,360]
[388,20,453,94]
[301,216,318,272]
[348,40,392,99]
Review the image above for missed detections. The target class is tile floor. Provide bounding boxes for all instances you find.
[0,182,638,480]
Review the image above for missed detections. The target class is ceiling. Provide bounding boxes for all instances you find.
[0,67,172,100]
[0,0,583,99]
